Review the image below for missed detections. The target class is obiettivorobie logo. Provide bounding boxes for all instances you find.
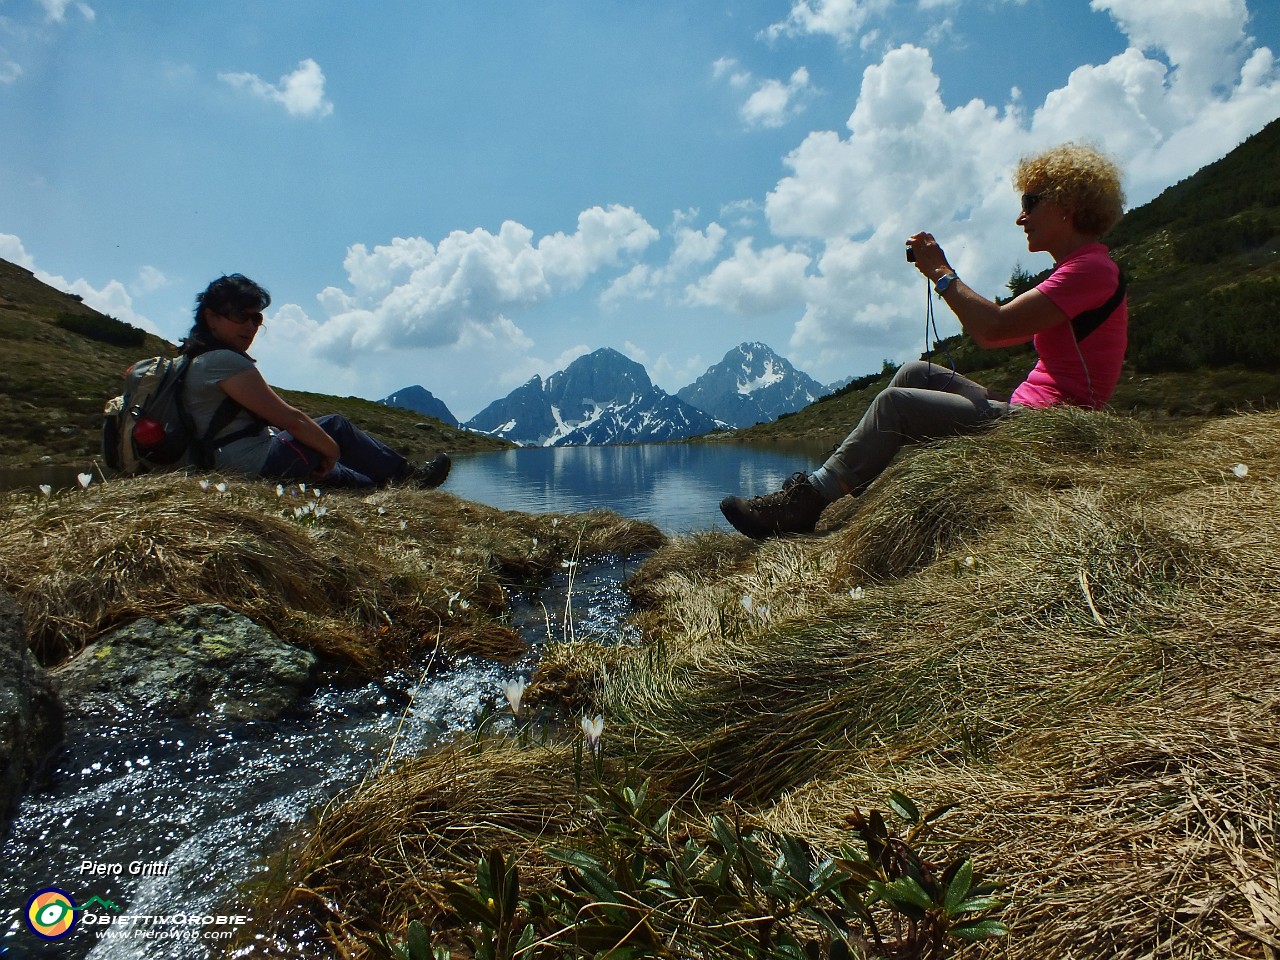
[21,883,248,946]
[24,889,119,941]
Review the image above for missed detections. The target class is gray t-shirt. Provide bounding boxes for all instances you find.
[184,350,273,474]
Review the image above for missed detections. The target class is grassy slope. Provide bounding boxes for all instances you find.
[0,259,508,471]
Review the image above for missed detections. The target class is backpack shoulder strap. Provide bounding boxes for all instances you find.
[1071,269,1127,342]
[202,396,254,443]
[179,354,267,467]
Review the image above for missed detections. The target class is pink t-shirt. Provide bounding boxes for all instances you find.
[1010,243,1127,410]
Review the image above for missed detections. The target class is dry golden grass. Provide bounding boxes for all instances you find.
[255,740,584,956]
[204,411,1280,958]
[0,473,664,670]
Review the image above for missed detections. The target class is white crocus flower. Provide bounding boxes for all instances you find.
[276,484,285,497]
[215,482,227,493]
[503,678,527,717]
[581,714,604,753]
[199,479,211,492]
[740,595,770,621]
[849,586,865,600]
[38,484,52,497]
[76,472,93,489]
[1232,463,1249,479]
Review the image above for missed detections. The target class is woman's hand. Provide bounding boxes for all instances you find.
[313,455,338,479]
[904,230,1066,348]
[906,232,952,283]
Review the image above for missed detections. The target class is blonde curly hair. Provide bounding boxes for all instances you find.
[1015,143,1125,238]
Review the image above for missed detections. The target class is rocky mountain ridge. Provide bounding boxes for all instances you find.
[677,341,826,429]
[463,347,724,446]
[378,385,459,427]
[390,342,829,446]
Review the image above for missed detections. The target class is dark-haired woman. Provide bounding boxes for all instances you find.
[182,273,450,489]
[721,142,1128,539]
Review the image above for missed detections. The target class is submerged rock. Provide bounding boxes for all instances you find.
[53,604,317,722]
[0,589,64,818]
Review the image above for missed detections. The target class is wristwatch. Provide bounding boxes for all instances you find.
[934,272,959,295]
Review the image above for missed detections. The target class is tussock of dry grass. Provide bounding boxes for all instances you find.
[240,410,1279,959]
[258,741,584,953]
[0,474,664,669]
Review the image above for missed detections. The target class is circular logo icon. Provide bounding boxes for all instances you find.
[25,888,79,940]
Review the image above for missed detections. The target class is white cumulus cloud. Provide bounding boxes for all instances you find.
[313,205,657,361]
[219,58,334,118]
[742,67,813,128]
[603,218,727,306]
[763,0,893,46]
[685,238,812,315]
[39,0,94,23]
[716,59,814,129]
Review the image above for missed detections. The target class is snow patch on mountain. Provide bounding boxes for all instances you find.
[677,342,824,428]
[465,348,722,446]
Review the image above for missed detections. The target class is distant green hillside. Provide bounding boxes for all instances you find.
[0,259,508,471]
[720,117,1280,448]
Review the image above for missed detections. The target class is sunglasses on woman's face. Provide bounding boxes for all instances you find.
[1021,193,1044,214]
[223,309,265,327]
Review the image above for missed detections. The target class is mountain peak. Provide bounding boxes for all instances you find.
[465,348,717,446]
[379,386,458,427]
[677,342,824,428]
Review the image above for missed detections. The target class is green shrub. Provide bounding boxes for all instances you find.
[54,311,147,348]
[1129,278,1280,372]
[378,782,1007,960]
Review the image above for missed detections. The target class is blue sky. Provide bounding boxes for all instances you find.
[3,0,1278,421]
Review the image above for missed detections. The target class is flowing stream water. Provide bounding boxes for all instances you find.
[1,442,826,959]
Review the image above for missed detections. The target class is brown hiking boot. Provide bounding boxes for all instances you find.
[408,453,451,488]
[720,472,828,539]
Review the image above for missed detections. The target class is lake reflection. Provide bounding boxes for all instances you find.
[447,441,830,534]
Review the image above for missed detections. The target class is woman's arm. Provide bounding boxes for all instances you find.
[907,232,1067,348]
[216,367,340,475]
[934,281,1066,349]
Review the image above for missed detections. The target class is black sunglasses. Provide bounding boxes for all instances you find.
[1021,193,1044,214]
[223,309,265,327]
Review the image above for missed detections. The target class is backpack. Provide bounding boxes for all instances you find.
[102,355,253,475]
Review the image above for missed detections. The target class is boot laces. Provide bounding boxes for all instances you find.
[748,472,811,507]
